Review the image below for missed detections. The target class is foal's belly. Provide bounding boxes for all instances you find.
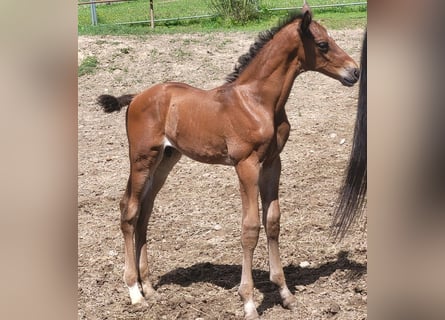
[166,134,232,165]
[164,104,233,165]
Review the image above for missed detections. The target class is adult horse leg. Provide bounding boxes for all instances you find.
[135,147,182,299]
[259,156,297,311]
[120,145,163,305]
[235,157,261,320]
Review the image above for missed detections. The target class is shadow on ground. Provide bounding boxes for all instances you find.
[156,250,366,315]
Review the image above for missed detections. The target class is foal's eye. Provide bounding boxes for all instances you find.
[317,42,329,52]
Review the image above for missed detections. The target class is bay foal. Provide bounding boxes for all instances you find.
[98,5,359,319]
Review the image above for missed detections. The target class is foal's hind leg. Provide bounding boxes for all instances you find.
[135,147,181,298]
[120,146,163,305]
[259,156,297,311]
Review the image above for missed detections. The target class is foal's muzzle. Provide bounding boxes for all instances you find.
[340,67,360,87]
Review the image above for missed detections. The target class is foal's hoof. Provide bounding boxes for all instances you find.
[243,300,260,320]
[244,313,260,320]
[130,295,146,305]
[142,284,157,299]
[130,297,149,308]
[145,291,161,303]
[283,296,298,311]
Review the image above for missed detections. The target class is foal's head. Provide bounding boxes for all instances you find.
[297,7,360,86]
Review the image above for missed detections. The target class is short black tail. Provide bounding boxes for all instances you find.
[332,30,367,239]
[97,94,136,113]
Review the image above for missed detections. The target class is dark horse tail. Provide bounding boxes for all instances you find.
[97,94,136,113]
[332,30,367,239]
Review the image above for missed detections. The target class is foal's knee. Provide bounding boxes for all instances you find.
[241,218,261,249]
[265,212,281,240]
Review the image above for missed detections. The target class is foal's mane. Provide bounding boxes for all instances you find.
[225,11,304,83]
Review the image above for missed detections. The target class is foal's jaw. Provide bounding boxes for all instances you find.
[316,63,360,88]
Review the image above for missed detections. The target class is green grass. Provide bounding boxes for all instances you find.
[78,56,99,76]
[78,0,367,35]
[78,0,211,26]
[312,6,367,29]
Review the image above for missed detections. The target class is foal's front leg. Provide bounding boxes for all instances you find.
[259,156,296,311]
[235,158,261,320]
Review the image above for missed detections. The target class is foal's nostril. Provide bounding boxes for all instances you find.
[353,68,360,79]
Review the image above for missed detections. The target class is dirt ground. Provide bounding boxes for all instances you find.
[78,28,367,320]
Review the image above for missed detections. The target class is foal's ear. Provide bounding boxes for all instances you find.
[301,3,312,34]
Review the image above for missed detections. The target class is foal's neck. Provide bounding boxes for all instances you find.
[235,24,304,113]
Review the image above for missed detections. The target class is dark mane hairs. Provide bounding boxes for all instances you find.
[225,11,304,83]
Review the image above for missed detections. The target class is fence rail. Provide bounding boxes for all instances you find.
[78,0,130,5]
[266,2,367,11]
[78,0,367,27]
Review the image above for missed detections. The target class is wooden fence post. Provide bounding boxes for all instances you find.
[90,1,98,26]
[150,0,154,28]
